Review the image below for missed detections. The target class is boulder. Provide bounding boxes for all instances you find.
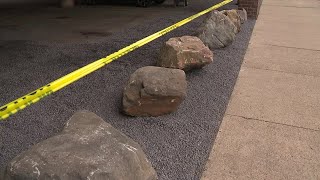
[237,8,248,24]
[158,36,213,71]
[123,66,187,117]
[60,0,75,8]
[196,11,237,49]
[4,111,157,180]
[221,9,241,33]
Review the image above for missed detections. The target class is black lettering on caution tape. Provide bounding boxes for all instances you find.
[0,106,7,111]
[29,91,37,96]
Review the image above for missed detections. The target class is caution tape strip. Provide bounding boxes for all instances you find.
[0,0,232,120]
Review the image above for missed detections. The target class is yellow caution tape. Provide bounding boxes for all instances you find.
[0,0,232,120]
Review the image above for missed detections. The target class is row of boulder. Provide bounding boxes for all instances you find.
[123,9,247,117]
[2,9,247,180]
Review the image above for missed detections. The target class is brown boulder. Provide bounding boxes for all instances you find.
[123,66,187,117]
[158,36,213,71]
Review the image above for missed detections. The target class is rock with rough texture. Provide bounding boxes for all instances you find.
[196,11,237,49]
[237,8,248,24]
[3,111,157,180]
[123,66,187,117]
[221,9,241,33]
[60,0,75,8]
[158,36,213,71]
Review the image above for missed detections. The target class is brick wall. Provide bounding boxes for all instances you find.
[238,0,263,19]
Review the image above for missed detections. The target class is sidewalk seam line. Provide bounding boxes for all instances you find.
[264,44,320,52]
[263,4,319,9]
[225,113,320,132]
[241,66,320,78]
[244,57,320,65]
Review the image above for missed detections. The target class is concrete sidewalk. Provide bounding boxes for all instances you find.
[202,0,320,179]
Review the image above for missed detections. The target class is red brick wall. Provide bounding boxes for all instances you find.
[238,0,263,19]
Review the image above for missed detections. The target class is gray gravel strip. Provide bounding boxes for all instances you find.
[0,1,255,179]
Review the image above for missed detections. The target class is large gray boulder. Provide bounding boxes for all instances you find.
[158,36,213,71]
[3,111,157,180]
[196,11,237,49]
[221,9,241,33]
[123,66,187,117]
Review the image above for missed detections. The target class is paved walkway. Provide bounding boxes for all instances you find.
[202,0,320,179]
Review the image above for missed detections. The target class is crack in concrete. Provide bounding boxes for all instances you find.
[265,43,320,52]
[264,4,320,9]
[242,66,320,78]
[225,113,320,132]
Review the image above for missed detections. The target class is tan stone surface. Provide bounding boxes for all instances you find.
[226,67,320,130]
[251,5,320,50]
[202,0,320,179]
[258,5,320,24]
[262,0,320,8]
[243,44,320,77]
[201,115,320,180]
[251,26,320,51]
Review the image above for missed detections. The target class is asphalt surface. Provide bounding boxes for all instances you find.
[0,1,255,179]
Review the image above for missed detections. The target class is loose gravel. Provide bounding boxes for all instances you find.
[0,1,255,179]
